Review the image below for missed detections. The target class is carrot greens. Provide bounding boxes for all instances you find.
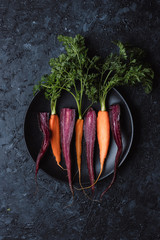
[33,53,71,114]
[99,41,154,111]
[34,35,99,116]
[57,34,99,118]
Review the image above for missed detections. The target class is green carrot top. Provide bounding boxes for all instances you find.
[33,36,154,114]
[34,34,99,117]
[98,41,154,111]
[33,53,71,114]
[57,34,99,119]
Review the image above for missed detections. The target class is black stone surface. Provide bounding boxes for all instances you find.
[1,1,160,239]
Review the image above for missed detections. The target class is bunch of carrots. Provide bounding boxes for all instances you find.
[33,35,154,200]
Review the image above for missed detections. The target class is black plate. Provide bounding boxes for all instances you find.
[24,88,133,185]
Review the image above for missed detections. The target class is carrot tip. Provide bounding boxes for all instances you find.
[69,184,74,197]
[76,167,103,191]
[57,163,66,171]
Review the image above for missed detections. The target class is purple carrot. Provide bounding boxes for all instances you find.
[60,108,76,195]
[84,107,96,193]
[35,112,50,180]
[100,104,122,199]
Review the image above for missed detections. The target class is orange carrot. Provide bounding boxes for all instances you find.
[96,110,110,180]
[75,119,84,187]
[49,114,63,169]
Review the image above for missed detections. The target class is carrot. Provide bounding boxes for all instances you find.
[75,119,84,188]
[96,110,110,180]
[49,114,63,169]
[84,108,96,194]
[60,108,76,195]
[35,112,50,182]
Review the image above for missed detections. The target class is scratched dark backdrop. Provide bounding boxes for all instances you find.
[0,0,160,239]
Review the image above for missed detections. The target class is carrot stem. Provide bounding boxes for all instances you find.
[51,99,57,115]
[100,98,106,111]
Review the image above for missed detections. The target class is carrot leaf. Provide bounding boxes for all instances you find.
[99,41,154,110]
[57,34,100,118]
[33,52,73,114]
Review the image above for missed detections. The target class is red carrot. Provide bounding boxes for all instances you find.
[35,112,50,181]
[100,104,122,199]
[84,108,96,193]
[60,108,76,195]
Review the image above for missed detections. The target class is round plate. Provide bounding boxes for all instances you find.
[24,88,133,185]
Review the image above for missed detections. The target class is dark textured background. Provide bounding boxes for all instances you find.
[0,0,160,239]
